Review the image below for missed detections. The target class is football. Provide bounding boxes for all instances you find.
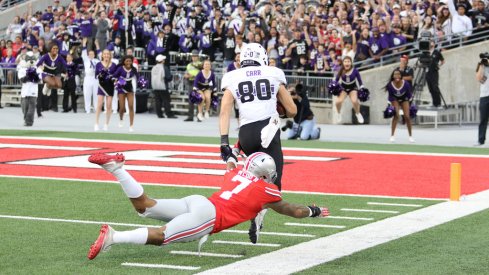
[277,102,286,117]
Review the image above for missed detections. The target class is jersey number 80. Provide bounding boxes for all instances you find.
[238,79,272,103]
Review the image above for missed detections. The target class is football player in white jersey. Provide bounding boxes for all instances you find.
[219,43,297,244]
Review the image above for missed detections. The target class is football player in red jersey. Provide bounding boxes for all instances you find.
[86,152,329,260]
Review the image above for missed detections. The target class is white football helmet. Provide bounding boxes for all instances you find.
[244,152,277,184]
[240,43,268,67]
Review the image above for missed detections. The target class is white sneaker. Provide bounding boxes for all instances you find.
[197,113,204,122]
[409,137,416,143]
[129,126,134,132]
[204,111,209,119]
[94,124,99,131]
[335,111,342,124]
[355,113,364,124]
[118,120,123,128]
[103,124,108,131]
[42,84,49,96]
[389,136,396,143]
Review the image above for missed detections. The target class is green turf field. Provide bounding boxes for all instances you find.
[0,130,487,274]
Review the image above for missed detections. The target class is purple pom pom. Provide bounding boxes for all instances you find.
[409,104,418,118]
[26,67,40,83]
[328,80,340,96]
[115,77,127,93]
[137,76,148,89]
[358,87,370,102]
[211,94,219,111]
[189,90,203,104]
[383,105,395,119]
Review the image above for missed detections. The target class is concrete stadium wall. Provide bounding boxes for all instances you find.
[0,0,71,31]
[312,41,489,124]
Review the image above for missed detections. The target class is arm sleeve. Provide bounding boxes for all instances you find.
[221,72,230,91]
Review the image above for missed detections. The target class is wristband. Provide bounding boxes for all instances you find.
[307,206,321,217]
[220,134,229,145]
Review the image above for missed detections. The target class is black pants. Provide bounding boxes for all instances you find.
[50,89,58,111]
[0,79,3,107]
[63,78,77,112]
[426,71,441,107]
[37,84,44,116]
[153,89,173,117]
[239,118,284,190]
[479,96,489,144]
[186,79,196,119]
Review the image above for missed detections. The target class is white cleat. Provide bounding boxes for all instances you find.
[409,137,416,143]
[389,136,396,143]
[197,113,204,122]
[118,120,123,128]
[103,124,108,131]
[42,84,49,96]
[204,111,209,119]
[129,126,134,133]
[101,225,115,252]
[94,124,99,131]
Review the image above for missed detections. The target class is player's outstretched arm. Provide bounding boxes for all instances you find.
[265,200,329,218]
[277,84,297,118]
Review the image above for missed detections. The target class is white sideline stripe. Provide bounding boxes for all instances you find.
[3,136,488,158]
[170,251,243,258]
[223,229,315,238]
[285,222,345,229]
[212,240,281,247]
[197,190,489,275]
[0,214,313,238]
[0,175,447,201]
[368,202,423,207]
[0,143,98,151]
[341,208,399,214]
[121,262,200,270]
[327,216,374,221]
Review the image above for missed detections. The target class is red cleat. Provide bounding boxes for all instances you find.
[87,224,114,260]
[88,153,125,172]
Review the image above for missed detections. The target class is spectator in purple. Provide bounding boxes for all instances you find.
[2,49,16,85]
[41,5,55,25]
[222,28,236,69]
[368,27,389,63]
[390,23,408,56]
[107,35,123,60]
[197,25,216,61]
[58,33,72,58]
[179,26,197,53]
[147,30,166,65]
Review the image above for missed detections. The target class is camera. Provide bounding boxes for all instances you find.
[417,32,432,67]
[480,52,489,66]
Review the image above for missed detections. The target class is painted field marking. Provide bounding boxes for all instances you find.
[197,190,489,275]
[170,251,244,258]
[121,262,200,270]
[367,202,423,207]
[285,222,345,229]
[0,143,98,151]
[327,216,374,221]
[212,240,281,247]
[222,229,315,238]
[0,214,312,238]
[341,208,400,214]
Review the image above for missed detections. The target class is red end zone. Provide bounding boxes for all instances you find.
[0,137,488,199]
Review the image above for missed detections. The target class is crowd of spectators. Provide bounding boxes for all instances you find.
[0,0,488,82]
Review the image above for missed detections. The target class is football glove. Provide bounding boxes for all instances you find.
[308,206,329,218]
[220,144,237,163]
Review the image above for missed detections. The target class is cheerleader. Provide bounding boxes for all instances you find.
[36,42,67,96]
[62,54,79,113]
[94,50,117,131]
[334,56,364,124]
[112,55,138,132]
[385,69,415,143]
[81,38,100,113]
[193,59,217,122]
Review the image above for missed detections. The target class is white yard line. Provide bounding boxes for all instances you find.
[197,190,489,275]
[367,202,423,207]
[327,216,374,221]
[121,262,200,270]
[284,222,345,229]
[0,175,446,201]
[222,229,315,238]
[170,251,243,258]
[212,240,281,247]
[2,135,488,158]
[341,208,400,214]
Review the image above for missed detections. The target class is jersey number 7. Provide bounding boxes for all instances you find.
[220,174,252,200]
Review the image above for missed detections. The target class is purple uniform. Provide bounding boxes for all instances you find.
[112,66,138,94]
[336,68,363,93]
[387,80,412,102]
[79,17,93,38]
[193,71,217,92]
[227,62,238,72]
[37,53,67,77]
[96,62,117,96]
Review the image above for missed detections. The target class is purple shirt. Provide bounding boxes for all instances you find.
[387,80,412,102]
[79,18,93,38]
[368,35,389,55]
[37,54,67,75]
[193,70,216,92]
